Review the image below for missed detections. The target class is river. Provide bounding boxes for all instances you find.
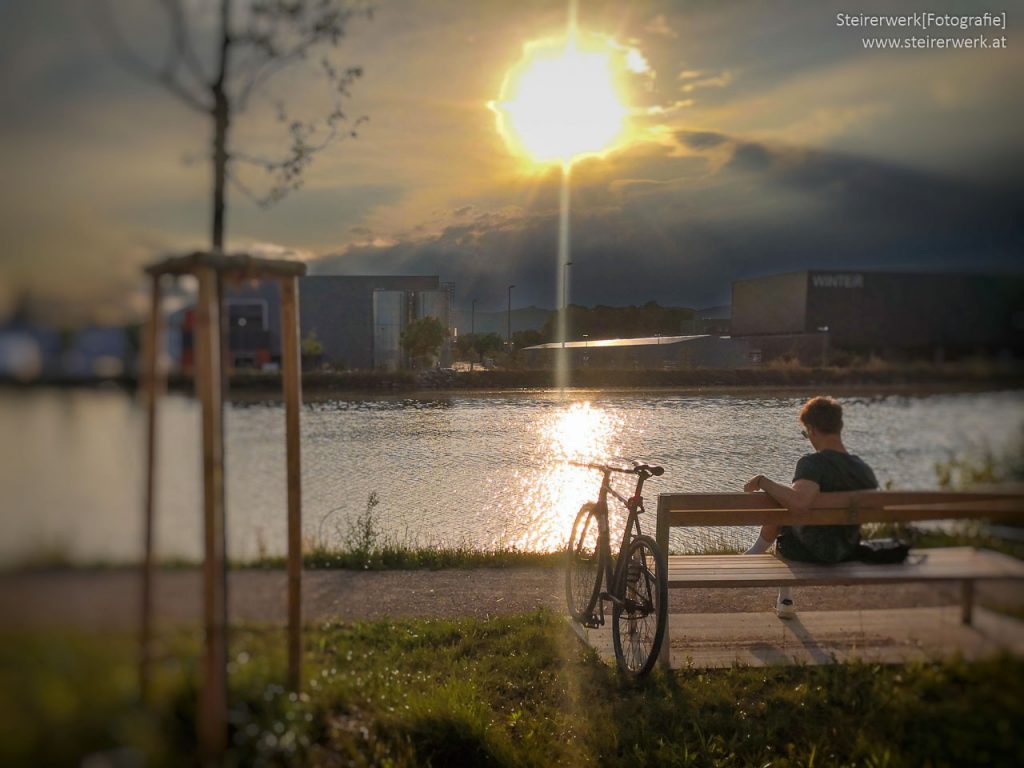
[1,387,1021,564]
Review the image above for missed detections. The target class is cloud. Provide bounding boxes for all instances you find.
[677,130,728,149]
[727,142,772,172]
[679,70,733,93]
[310,130,1024,310]
[644,14,677,39]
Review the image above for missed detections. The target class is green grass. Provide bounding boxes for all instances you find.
[247,544,565,571]
[3,612,1023,766]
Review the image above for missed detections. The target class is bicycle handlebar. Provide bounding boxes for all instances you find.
[568,459,665,477]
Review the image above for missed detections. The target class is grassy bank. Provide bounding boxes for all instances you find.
[227,361,1024,394]
[9,360,1020,395]
[251,544,565,571]
[3,610,1022,767]
[12,525,1022,572]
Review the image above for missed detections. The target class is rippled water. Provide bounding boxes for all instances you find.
[2,387,1022,563]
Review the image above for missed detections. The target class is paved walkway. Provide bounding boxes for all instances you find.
[2,567,1015,631]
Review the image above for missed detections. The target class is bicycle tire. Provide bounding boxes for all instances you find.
[565,503,604,622]
[611,534,668,678]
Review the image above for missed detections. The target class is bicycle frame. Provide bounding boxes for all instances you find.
[590,466,652,612]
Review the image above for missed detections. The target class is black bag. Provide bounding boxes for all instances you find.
[856,538,911,564]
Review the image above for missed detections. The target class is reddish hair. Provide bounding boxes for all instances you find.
[800,396,843,434]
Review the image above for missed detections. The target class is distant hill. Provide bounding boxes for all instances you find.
[450,306,551,336]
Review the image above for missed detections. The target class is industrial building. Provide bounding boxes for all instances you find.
[177,275,451,371]
[521,335,753,369]
[731,270,1024,361]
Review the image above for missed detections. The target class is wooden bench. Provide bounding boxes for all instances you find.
[654,491,1024,667]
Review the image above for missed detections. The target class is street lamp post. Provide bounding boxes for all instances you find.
[561,261,573,351]
[470,299,477,371]
[507,284,515,351]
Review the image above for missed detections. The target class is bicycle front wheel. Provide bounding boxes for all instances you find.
[565,503,604,622]
[612,534,668,677]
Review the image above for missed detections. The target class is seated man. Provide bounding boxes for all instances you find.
[744,396,878,619]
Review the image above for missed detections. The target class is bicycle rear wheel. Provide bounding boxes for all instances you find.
[565,503,604,623]
[612,534,668,677]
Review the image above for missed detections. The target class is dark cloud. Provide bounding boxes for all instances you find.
[727,142,773,172]
[313,132,1024,309]
[676,130,727,149]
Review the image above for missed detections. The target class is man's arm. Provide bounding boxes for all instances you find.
[745,475,821,512]
[742,476,821,552]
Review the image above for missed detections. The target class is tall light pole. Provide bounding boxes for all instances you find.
[507,284,515,350]
[561,261,573,350]
[470,298,477,371]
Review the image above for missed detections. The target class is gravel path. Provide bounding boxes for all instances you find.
[2,567,1007,631]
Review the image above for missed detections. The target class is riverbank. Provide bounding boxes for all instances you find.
[4,360,1023,396]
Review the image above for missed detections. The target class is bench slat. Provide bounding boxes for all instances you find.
[665,547,1024,588]
[657,491,1024,527]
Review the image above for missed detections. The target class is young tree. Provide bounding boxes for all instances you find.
[97,0,372,249]
[400,316,446,368]
[300,328,323,368]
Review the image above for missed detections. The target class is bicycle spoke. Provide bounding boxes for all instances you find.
[611,535,668,677]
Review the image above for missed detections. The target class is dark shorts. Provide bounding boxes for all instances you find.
[776,526,858,565]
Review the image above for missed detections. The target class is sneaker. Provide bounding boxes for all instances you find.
[776,596,796,620]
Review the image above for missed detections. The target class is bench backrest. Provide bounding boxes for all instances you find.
[655,491,1024,529]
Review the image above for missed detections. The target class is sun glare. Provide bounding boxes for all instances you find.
[492,33,631,167]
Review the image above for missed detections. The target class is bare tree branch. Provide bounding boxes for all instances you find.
[96,0,372,246]
[94,0,212,113]
[158,0,211,91]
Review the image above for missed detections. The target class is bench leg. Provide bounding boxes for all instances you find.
[656,502,672,669]
[961,581,974,625]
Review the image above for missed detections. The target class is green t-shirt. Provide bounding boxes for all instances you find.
[787,450,878,563]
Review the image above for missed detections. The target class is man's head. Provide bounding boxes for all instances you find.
[799,396,843,443]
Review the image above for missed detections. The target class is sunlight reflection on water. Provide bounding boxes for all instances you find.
[2,388,1022,563]
[505,401,625,551]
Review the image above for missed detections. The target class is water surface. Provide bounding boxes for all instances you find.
[2,388,1021,563]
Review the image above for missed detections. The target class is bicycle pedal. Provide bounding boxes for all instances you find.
[582,616,603,629]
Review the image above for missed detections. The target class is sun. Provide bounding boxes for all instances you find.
[491,33,632,167]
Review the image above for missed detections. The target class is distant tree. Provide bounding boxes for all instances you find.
[301,329,323,367]
[400,316,445,367]
[454,333,475,359]
[512,329,543,349]
[454,331,504,367]
[541,302,695,341]
[472,332,504,358]
[97,0,372,250]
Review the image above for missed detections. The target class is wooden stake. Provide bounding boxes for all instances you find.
[961,581,975,625]
[195,266,228,760]
[280,276,303,691]
[139,274,164,701]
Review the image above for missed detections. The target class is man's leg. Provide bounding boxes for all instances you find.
[745,523,779,554]
[745,524,796,618]
[773,530,818,619]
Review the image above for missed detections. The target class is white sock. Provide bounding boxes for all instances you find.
[745,535,772,555]
[777,587,793,604]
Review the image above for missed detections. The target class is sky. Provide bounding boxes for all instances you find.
[1,0,1022,324]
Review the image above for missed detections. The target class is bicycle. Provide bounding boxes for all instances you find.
[565,459,668,677]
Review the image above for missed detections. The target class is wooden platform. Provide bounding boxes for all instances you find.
[572,606,1024,669]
